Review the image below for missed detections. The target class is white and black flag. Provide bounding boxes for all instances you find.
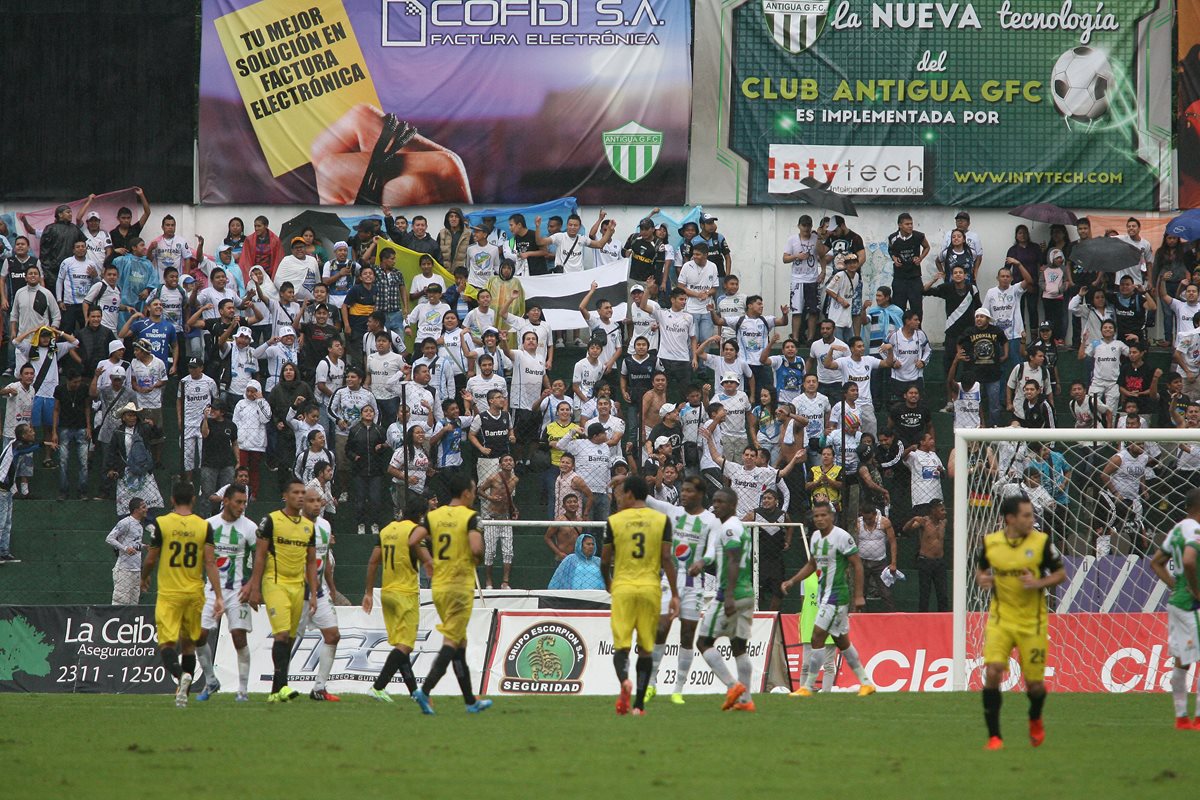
[521,259,634,331]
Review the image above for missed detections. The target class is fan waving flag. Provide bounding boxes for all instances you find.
[521,259,631,331]
[464,198,580,236]
[373,237,457,297]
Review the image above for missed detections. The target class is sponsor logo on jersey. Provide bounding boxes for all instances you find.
[500,622,586,694]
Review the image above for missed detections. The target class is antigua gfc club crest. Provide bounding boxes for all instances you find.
[761,0,831,54]
[602,121,663,184]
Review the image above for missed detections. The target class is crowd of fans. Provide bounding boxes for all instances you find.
[0,200,1192,603]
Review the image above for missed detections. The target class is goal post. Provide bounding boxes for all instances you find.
[952,425,1200,692]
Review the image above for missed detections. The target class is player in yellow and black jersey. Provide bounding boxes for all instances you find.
[602,474,678,716]
[362,495,426,703]
[141,482,223,708]
[408,473,492,715]
[976,495,1066,751]
[247,478,317,703]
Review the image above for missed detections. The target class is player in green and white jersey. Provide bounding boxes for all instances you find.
[298,486,342,701]
[645,476,720,705]
[196,483,258,701]
[688,488,757,712]
[782,501,876,698]
[1150,487,1200,729]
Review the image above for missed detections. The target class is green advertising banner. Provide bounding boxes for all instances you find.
[689,0,1173,208]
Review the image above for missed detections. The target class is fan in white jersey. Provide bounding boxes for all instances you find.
[782,501,876,697]
[700,419,806,516]
[1150,490,1200,729]
[947,349,982,428]
[689,488,758,711]
[296,486,342,701]
[195,483,258,702]
[177,358,219,480]
[643,477,720,705]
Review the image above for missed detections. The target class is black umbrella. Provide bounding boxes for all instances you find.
[1066,237,1142,273]
[280,209,352,250]
[789,178,857,216]
[1008,203,1078,226]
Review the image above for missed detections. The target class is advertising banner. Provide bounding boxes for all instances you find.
[213,604,495,695]
[198,0,692,205]
[480,610,789,695]
[780,612,1178,693]
[690,0,1172,208]
[0,606,173,694]
[1180,0,1200,208]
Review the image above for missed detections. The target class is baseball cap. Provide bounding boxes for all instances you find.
[217,244,233,254]
[235,326,253,339]
[975,307,992,319]
[278,325,296,338]
[720,371,740,384]
[85,211,101,221]
[1038,321,1053,330]
[700,213,718,224]
[108,340,125,355]
[630,284,645,294]
[290,236,306,246]
[638,217,654,229]
[471,224,487,232]
[955,210,971,220]
[181,274,196,285]
[134,339,153,353]
[109,366,126,380]
[654,436,671,450]
[426,283,443,293]
[586,422,606,438]
[659,402,676,416]
[187,357,203,369]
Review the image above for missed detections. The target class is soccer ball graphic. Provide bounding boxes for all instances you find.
[1050,46,1114,122]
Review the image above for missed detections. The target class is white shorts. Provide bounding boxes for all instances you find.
[813,603,850,637]
[1168,605,1200,665]
[202,587,253,631]
[182,434,203,471]
[697,595,754,641]
[661,582,708,622]
[300,592,338,631]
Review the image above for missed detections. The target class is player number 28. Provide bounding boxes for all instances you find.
[168,541,199,568]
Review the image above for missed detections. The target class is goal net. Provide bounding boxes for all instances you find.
[952,426,1196,693]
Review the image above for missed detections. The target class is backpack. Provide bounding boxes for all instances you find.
[126,431,155,478]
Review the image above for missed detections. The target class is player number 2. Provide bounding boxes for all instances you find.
[168,541,198,568]
[631,532,645,559]
[437,533,452,559]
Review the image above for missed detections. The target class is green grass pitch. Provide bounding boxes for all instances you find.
[0,692,1190,798]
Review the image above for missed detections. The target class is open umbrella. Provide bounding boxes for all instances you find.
[1066,237,1142,273]
[280,209,352,249]
[1165,209,1200,241]
[1008,203,1078,226]
[789,178,857,216]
